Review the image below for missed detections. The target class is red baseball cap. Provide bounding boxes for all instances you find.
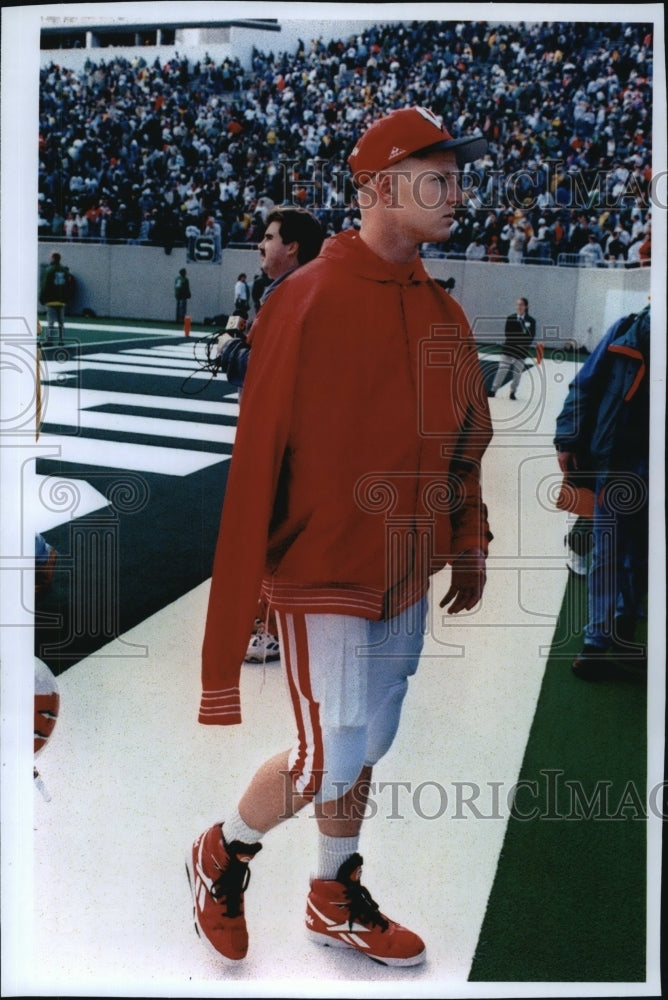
[348,106,488,179]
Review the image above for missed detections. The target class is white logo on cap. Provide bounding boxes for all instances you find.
[416,106,443,130]
[389,146,407,159]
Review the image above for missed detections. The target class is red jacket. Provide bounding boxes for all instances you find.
[200,230,493,725]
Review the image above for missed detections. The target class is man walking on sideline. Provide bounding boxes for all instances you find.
[488,296,537,399]
[188,106,493,969]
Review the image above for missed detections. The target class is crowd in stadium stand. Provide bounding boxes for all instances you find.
[38,19,653,266]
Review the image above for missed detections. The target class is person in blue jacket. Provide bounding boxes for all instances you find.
[554,304,650,679]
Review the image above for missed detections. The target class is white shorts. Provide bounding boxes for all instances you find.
[274,597,427,804]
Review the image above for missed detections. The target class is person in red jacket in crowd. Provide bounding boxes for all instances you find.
[187,107,493,968]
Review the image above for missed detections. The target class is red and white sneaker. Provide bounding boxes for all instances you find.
[306,853,426,967]
[186,823,262,963]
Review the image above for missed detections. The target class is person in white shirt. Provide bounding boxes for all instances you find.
[578,234,604,267]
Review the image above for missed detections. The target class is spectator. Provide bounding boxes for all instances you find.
[605,227,629,262]
[485,234,503,261]
[131,210,153,245]
[204,215,223,263]
[638,224,651,266]
[50,207,65,238]
[578,233,605,267]
[466,236,486,261]
[507,223,527,264]
[38,201,51,235]
[185,221,200,262]
[526,219,553,261]
[498,215,516,257]
[550,215,569,260]
[568,213,592,254]
[63,211,77,240]
[73,207,88,239]
[36,21,653,263]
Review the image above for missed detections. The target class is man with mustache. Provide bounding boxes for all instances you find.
[216,206,325,665]
[216,206,325,389]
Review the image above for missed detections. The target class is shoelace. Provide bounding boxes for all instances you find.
[210,856,252,919]
[344,880,390,933]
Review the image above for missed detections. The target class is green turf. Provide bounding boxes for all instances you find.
[469,573,648,982]
[38,315,215,347]
[477,343,591,363]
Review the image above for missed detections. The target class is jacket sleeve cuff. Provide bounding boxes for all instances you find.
[452,530,493,557]
[198,687,242,726]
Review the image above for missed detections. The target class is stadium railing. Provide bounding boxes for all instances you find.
[37,236,646,269]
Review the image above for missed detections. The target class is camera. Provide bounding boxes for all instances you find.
[225,314,247,333]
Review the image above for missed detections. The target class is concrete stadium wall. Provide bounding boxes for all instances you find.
[38,242,259,329]
[38,241,651,350]
[425,257,651,352]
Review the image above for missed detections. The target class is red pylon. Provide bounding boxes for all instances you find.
[184,315,191,337]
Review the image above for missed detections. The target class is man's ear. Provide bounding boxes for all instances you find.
[376,169,411,208]
[354,172,391,211]
[374,170,395,206]
[284,239,299,261]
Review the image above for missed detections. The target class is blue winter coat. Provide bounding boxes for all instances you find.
[554,305,650,475]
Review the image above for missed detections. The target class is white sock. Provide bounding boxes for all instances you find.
[316,833,360,880]
[223,811,264,847]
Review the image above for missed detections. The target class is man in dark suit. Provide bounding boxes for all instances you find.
[488,296,537,399]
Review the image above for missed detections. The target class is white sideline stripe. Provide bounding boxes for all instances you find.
[66,323,186,336]
[122,344,211,353]
[37,434,229,475]
[47,408,236,446]
[81,351,207,370]
[45,338,184,350]
[40,384,239,419]
[28,473,111,532]
[125,345,212,358]
[41,359,220,381]
[42,349,498,383]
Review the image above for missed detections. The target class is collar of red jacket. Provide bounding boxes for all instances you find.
[320,229,431,286]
